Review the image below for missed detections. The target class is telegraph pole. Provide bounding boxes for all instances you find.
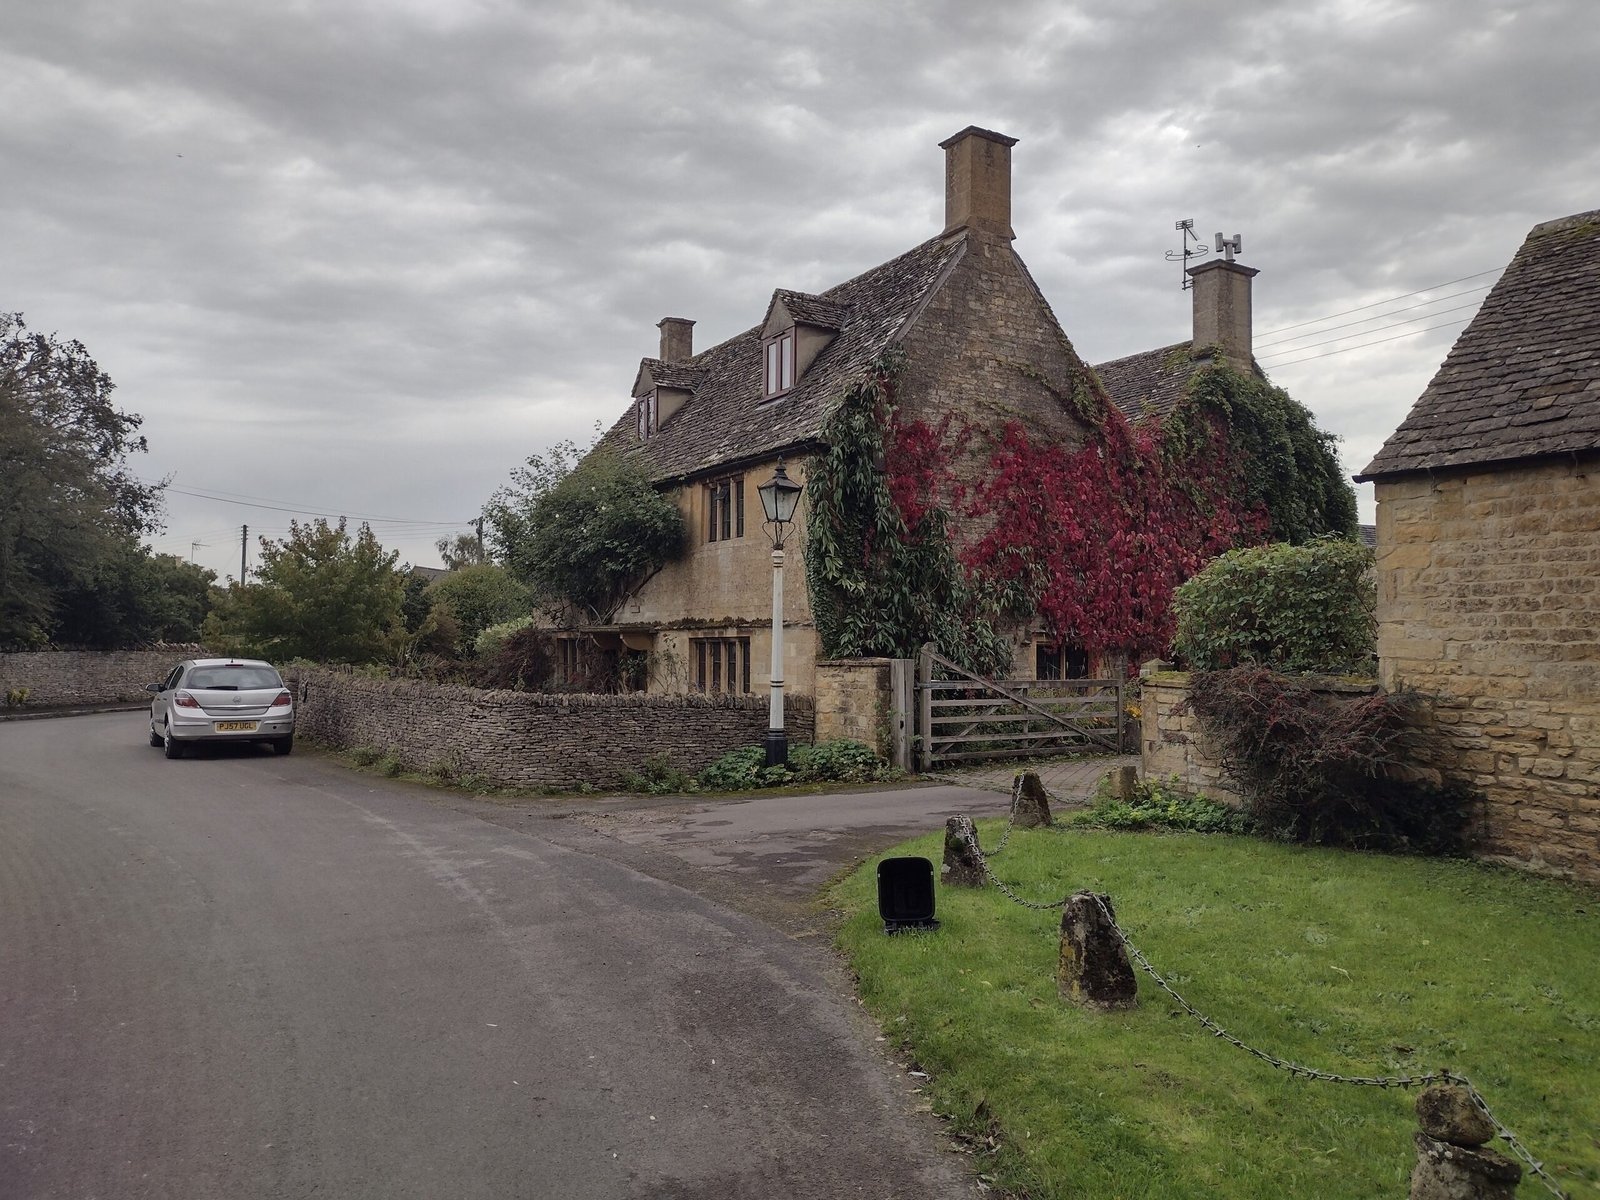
[240,525,248,585]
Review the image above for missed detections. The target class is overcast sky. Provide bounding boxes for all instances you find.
[6,0,1596,582]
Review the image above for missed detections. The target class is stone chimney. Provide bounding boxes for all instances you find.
[1187,259,1258,363]
[657,316,695,363]
[939,126,1018,240]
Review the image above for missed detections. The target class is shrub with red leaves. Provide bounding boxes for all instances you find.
[1187,667,1477,854]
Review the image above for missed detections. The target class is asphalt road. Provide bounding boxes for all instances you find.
[1,714,976,1199]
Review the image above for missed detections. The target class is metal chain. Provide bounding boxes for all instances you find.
[960,813,1067,912]
[990,775,1023,857]
[1090,893,1570,1199]
[947,815,1571,1198]
[928,768,1073,847]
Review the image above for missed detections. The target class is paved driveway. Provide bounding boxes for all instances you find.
[1,713,977,1199]
[443,755,1131,933]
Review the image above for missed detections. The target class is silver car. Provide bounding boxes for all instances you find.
[147,658,295,759]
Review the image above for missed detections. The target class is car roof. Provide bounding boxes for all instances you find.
[184,658,281,670]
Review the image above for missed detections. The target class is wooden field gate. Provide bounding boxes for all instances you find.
[913,644,1129,771]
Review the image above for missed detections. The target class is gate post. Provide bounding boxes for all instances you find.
[916,643,935,773]
[889,658,914,771]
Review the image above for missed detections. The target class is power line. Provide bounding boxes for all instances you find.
[1259,317,1472,369]
[152,481,468,526]
[1257,301,1485,361]
[1255,267,1502,339]
[1254,283,1495,349]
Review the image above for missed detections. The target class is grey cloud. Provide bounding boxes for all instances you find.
[5,0,1598,577]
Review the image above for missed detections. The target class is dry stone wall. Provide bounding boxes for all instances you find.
[814,658,892,751]
[1139,672,1246,807]
[1374,460,1600,882]
[288,667,815,791]
[1141,671,1381,810]
[0,646,205,708]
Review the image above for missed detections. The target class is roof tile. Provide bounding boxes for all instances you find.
[1092,341,1197,422]
[1359,209,1600,478]
[597,232,968,482]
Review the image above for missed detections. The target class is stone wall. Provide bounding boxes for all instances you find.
[1374,458,1600,882]
[1140,671,1381,810]
[812,662,902,755]
[1139,672,1246,807]
[0,646,205,708]
[288,667,815,791]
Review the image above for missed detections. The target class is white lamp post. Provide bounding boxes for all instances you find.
[757,459,804,768]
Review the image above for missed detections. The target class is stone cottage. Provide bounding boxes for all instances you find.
[564,126,1110,697]
[1354,207,1600,882]
[555,127,1341,700]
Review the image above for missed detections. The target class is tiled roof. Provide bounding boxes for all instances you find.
[1357,208,1600,479]
[774,290,849,331]
[597,232,969,482]
[1092,341,1197,423]
[639,360,705,390]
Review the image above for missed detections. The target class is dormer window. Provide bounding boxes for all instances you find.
[763,331,795,398]
[635,389,658,440]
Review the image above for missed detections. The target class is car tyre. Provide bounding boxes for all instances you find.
[272,734,294,756]
[162,725,185,760]
[150,724,164,748]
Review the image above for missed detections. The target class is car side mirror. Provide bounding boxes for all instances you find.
[145,682,162,694]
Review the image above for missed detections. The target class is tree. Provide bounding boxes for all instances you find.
[484,441,686,624]
[435,531,488,570]
[424,563,531,650]
[0,313,168,648]
[51,547,216,647]
[204,519,405,663]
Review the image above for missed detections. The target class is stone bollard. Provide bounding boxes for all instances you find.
[1409,1084,1521,1200]
[941,816,985,888]
[1057,891,1138,1010]
[1109,764,1137,801]
[1011,771,1052,828]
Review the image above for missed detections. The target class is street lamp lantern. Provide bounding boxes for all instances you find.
[758,459,803,767]
[756,459,803,546]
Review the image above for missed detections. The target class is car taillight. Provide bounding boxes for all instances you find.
[174,691,201,708]
[272,691,292,707]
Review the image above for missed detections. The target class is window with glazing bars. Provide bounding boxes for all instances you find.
[693,637,751,694]
[635,390,658,440]
[706,476,744,542]
[763,331,795,397]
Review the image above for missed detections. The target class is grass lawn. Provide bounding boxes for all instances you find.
[832,823,1600,1199]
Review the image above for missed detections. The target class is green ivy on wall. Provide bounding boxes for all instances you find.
[1176,359,1359,544]
[804,346,1360,675]
[804,351,1013,677]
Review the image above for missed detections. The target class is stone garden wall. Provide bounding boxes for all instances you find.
[1139,671,1248,808]
[0,646,204,708]
[1140,671,1381,811]
[288,666,815,791]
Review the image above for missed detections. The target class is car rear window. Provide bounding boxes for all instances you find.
[186,666,283,690]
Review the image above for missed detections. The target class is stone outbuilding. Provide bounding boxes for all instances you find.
[1355,208,1600,882]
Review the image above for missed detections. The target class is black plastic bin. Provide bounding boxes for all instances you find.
[877,856,939,934]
